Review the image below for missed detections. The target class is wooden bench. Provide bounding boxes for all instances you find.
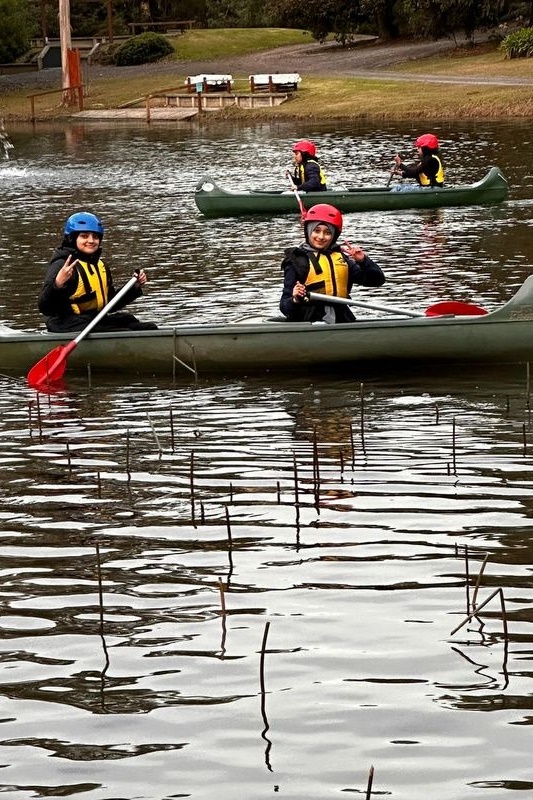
[185,74,233,93]
[249,73,301,93]
[128,20,195,35]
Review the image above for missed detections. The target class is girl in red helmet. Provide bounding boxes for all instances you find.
[392,133,445,188]
[279,203,385,323]
[291,139,328,192]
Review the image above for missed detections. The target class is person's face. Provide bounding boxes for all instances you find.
[309,223,334,250]
[76,231,101,255]
[293,150,303,164]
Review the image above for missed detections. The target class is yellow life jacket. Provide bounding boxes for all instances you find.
[297,158,327,189]
[419,155,445,186]
[69,259,109,315]
[304,250,350,298]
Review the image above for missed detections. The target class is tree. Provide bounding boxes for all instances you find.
[269,0,365,42]
[397,0,506,40]
[360,0,399,40]
[0,0,35,61]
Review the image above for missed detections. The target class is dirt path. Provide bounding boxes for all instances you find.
[3,35,532,94]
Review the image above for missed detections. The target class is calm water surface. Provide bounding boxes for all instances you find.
[0,120,533,799]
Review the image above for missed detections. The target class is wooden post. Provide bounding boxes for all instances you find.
[59,0,72,97]
[106,0,114,43]
[40,0,48,40]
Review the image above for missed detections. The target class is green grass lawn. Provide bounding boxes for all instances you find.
[169,27,318,59]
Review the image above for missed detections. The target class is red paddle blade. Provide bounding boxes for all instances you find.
[27,343,73,388]
[425,301,488,317]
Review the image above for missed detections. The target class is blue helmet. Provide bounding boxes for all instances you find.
[64,212,104,238]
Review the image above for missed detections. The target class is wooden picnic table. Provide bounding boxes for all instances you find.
[249,73,301,93]
[186,74,233,93]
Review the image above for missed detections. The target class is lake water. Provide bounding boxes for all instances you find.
[1,119,533,800]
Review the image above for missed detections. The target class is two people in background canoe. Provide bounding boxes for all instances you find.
[289,139,328,192]
[392,133,445,190]
[279,203,385,323]
[38,211,158,333]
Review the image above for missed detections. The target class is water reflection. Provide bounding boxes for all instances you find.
[1,122,533,799]
[0,118,14,160]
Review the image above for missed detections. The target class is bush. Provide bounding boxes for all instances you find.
[500,26,533,58]
[113,32,174,66]
[0,0,35,62]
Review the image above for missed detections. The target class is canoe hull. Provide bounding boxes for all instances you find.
[5,287,533,381]
[194,167,509,218]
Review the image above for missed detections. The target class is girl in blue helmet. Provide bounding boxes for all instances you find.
[279,203,385,323]
[38,211,157,332]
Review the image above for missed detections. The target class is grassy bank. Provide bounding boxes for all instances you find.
[2,29,533,121]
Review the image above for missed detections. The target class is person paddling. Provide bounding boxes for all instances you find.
[392,133,445,189]
[290,139,328,192]
[38,211,158,332]
[279,203,385,323]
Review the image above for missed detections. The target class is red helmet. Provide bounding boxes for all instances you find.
[292,139,316,157]
[415,133,439,150]
[304,204,343,235]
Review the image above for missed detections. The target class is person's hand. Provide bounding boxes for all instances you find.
[54,255,78,288]
[393,153,402,166]
[292,281,307,303]
[135,269,148,287]
[342,241,366,262]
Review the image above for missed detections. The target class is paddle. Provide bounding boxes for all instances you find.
[307,291,488,319]
[307,291,420,318]
[286,170,306,221]
[385,168,396,188]
[27,273,140,389]
[385,154,401,189]
[424,300,487,317]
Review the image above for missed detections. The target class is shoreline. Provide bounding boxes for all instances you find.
[3,37,533,123]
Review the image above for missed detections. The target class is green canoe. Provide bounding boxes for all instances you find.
[4,275,533,382]
[194,167,508,218]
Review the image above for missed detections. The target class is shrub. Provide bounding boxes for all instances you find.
[0,0,35,62]
[113,32,174,66]
[500,26,533,58]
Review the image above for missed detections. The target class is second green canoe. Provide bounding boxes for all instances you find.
[194,166,508,218]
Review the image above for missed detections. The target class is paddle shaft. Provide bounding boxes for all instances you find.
[307,291,420,318]
[72,274,139,345]
[286,171,306,219]
[386,160,399,188]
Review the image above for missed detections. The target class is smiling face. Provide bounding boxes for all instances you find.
[75,231,101,255]
[308,223,334,250]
